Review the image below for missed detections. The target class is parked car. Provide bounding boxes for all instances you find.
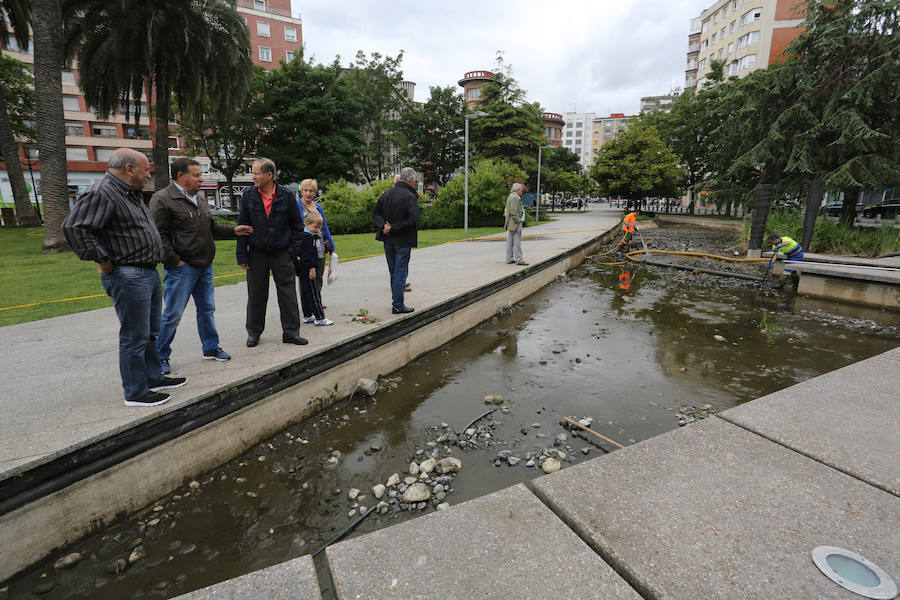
[820,201,863,216]
[862,202,900,219]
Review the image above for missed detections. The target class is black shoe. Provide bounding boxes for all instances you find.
[516,261,529,266]
[283,335,309,345]
[247,334,260,347]
[125,391,170,407]
[150,376,187,392]
[392,306,415,314]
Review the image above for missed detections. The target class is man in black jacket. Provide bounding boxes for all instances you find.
[237,158,306,346]
[151,158,253,374]
[374,167,419,314]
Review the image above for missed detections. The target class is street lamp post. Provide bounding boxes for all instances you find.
[463,111,490,239]
[24,149,42,221]
[535,145,553,223]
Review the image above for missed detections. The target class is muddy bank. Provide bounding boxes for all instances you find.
[4,223,898,599]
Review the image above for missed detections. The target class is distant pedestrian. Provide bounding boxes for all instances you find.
[62,148,186,407]
[504,182,527,265]
[150,158,253,375]
[237,158,307,347]
[622,210,639,249]
[296,179,334,303]
[296,210,333,326]
[374,166,419,314]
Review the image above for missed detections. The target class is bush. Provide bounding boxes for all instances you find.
[436,158,526,226]
[759,209,900,257]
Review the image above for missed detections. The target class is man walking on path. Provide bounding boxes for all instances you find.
[505,182,527,265]
[62,148,186,407]
[150,158,253,374]
[237,158,307,347]
[374,167,419,314]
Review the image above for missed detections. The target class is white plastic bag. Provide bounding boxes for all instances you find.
[327,252,338,285]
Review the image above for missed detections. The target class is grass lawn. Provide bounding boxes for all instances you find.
[0,226,503,327]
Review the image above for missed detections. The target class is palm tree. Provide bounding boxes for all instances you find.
[63,0,254,190]
[31,0,69,250]
[0,0,40,226]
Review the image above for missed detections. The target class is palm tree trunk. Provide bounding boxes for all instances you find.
[152,66,171,191]
[0,98,39,226]
[32,0,69,252]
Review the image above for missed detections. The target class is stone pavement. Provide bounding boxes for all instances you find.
[0,209,621,476]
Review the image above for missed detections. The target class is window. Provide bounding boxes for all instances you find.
[92,124,117,138]
[125,125,149,139]
[699,58,707,70]
[701,39,708,50]
[62,96,81,111]
[712,33,717,43]
[576,121,583,128]
[168,136,179,150]
[702,20,709,32]
[257,21,270,37]
[738,31,759,47]
[253,0,265,9]
[466,87,481,101]
[566,130,573,137]
[713,13,718,24]
[732,0,737,8]
[285,50,295,62]
[741,9,761,26]
[61,71,76,86]
[66,147,89,161]
[26,146,39,159]
[723,5,729,16]
[738,54,757,70]
[119,102,148,116]
[720,27,725,39]
[728,42,734,54]
[6,38,33,53]
[284,26,297,42]
[65,122,84,136]
[258,45,272,62]
[95,148,116,162]
[728,61,739,75]
[730,20,736,32]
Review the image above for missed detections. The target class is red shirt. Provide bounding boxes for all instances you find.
[259,187,275,218]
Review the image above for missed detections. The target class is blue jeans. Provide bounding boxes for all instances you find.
[157,262,219,360]
[384,243,411,310]
[100,266,164,401]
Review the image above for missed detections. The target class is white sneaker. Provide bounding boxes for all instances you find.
[303,316,316,323]
[315,318,334,326]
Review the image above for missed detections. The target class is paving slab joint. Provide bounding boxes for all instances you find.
[524,476,655,600]
[716,412,900,499]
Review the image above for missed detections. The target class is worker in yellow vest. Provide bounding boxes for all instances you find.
[622,211,638,248]
[767,234,804,287]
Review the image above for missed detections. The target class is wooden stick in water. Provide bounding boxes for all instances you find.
[564,417,625,449]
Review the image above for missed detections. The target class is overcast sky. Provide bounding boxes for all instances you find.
[289,0,703,117]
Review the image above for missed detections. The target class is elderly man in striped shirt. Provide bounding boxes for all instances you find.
[62,148,187,407]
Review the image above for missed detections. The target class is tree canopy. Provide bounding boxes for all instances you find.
[590,122,680,202]
[396,85,465,187]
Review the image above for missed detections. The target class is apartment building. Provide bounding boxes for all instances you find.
[591,114,634,159]
[640,91,680,114]
[561,112,595,169]
[457,70,495,107]
[0,0,302,212]
[542,113,564,147]
[685,0,804,89]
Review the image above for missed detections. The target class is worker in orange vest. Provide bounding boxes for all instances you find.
[622,211,638,248]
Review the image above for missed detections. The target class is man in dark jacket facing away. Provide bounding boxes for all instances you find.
[150,158,253,374]
[374,167,419,314]
[237,158,307,347]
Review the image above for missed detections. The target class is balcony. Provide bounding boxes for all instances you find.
[235,0,298,19]
[688,42,700,52]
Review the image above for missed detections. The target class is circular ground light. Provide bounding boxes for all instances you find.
[812,546,898,599]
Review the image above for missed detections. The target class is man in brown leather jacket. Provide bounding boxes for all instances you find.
[150,158,252,374]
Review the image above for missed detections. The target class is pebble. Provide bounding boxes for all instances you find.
[557,433,568,442]
[104,558,128,575]
[437,457,462,473]
[385,473,400,487]
[348,488,360,500]
[372,484,386,499]
[464,428,476,436]
[542,458,561,474]
[348,509,357,518]
[53,552,82,570]
[507,456,521,466]
[128,546,147,565]
[581,448,591,455]
[484,394,504,405]
[419,458,437,473]
[526,459,535,467]
[404,476,417,485]
[532,423,541,428]
[402,483,430,503]
[436,503,450,511]
[188,480,200,490]
[713,335,726,342]
[409,461,419,475]
[32,581,56,595]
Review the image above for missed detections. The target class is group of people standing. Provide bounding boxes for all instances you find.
[62,149,350,408]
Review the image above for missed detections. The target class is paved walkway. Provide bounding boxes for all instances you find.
[0,209,622,476]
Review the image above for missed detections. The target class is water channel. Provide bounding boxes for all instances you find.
[5,226,899,599]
